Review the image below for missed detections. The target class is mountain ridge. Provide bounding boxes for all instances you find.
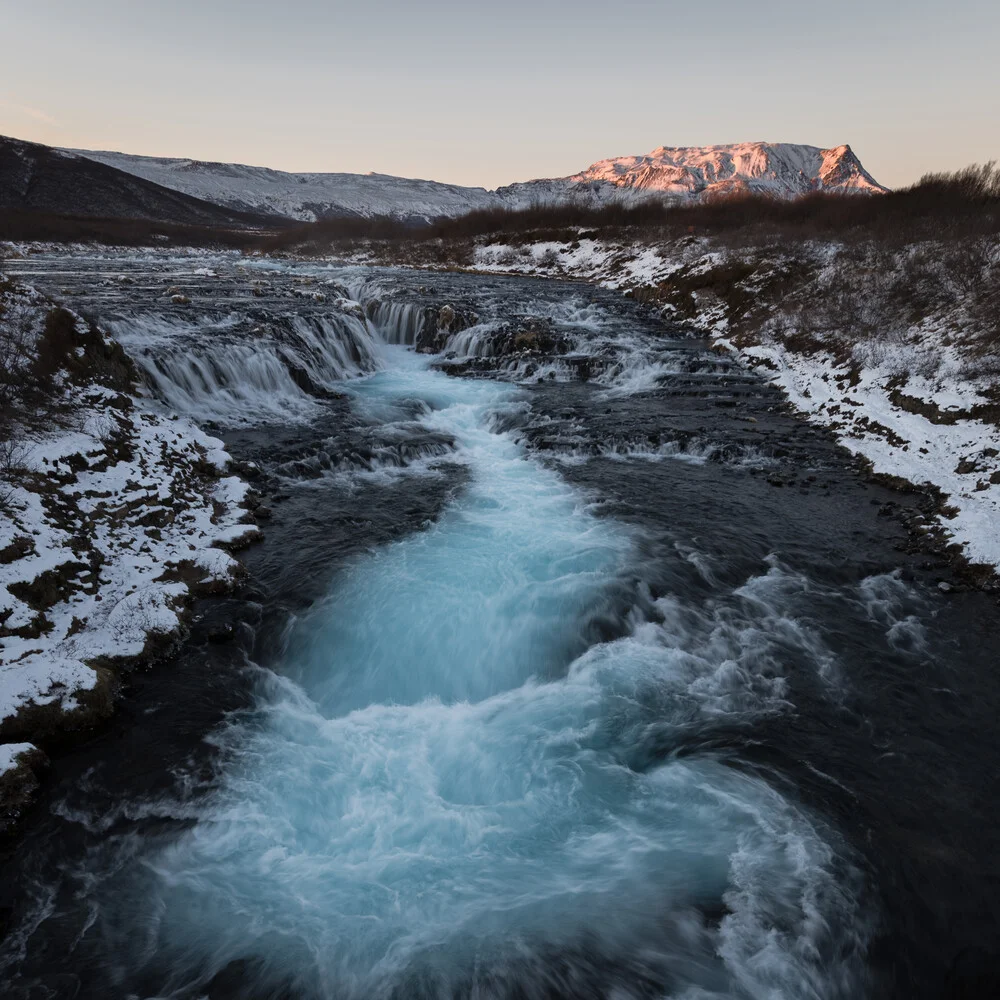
[567,142,886,197]
[60,139,886,224]
[0,135,275,229]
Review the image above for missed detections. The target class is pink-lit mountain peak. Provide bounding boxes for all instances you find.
[569,142,886,197]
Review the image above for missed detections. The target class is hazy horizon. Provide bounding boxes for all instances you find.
[2,0,998,190]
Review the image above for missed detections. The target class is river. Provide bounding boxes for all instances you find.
[2,251,998,999]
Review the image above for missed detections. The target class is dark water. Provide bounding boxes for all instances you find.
[2,253,999,999]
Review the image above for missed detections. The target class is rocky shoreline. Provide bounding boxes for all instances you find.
[0,280,260,839]
[334,233,1000,588]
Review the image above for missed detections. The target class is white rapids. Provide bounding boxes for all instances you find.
[83,346,869,999]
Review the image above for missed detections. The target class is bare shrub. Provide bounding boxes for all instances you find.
[0,433,29,508]
[0,279,82,475]
[967,256,1000,359]
[0,295,39,411]
[948,238,995,295]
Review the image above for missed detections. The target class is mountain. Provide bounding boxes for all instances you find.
[567,142,886,198]
[0,135,273,228]
[62,147,500,224]
[62,141,886,223]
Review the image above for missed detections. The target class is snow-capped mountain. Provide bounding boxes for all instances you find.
[563,142,886,199]
[62,141,886,223]
[62,148,500,223]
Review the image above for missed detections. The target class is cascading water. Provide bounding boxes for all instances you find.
[104,307,384,425]
[33,345,869,1000]
[364,299,429,345]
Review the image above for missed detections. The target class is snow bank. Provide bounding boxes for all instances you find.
[742,342,1000,569]
[471,234,1000,575]
[1,283,256,754]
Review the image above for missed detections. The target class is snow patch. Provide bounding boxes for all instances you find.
[1,282,254,734]
[0,741,35,778]
[468,233,1000,573]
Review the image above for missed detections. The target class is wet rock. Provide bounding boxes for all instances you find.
[212,528,264,553]
[0,745,50,841]
[415,303,478,353]
[207,623,236,643]
[233,460,262,480]
[438,304,456,330]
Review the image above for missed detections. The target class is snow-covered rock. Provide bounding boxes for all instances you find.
[0,282,257,751]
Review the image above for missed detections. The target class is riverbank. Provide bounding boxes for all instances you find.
[0,275,258,837]
[335,232,1000,583]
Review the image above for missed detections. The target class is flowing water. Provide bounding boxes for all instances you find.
[2,252,999,999]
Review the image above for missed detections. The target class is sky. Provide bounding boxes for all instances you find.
[1,0,998,190]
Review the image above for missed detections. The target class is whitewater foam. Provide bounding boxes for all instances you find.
[40,349,871,999]
[106,306,383,425]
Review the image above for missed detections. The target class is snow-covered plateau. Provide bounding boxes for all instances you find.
[0,277,258,825]
[63,141,885,223]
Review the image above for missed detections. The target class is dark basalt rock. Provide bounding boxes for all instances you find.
[415,303,478,353]
[0,745,50,842]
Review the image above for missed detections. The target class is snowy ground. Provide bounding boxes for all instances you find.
[468,235,1000,576]
[0,279,255,798]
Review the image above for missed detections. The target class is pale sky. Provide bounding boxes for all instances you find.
[1,0,997,190]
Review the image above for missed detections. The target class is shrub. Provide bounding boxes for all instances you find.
[0,435,28,508]
[0,291,38,412]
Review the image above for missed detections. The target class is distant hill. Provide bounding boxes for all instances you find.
[61,145,501,224]
[499,142,887,205]
[0,135,273,229]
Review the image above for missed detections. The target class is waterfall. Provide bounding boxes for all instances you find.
[441,321,507,357]
[106,308,384,425]
[365,300,429,346]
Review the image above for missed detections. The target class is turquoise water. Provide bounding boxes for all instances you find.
[97,349,865,999]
